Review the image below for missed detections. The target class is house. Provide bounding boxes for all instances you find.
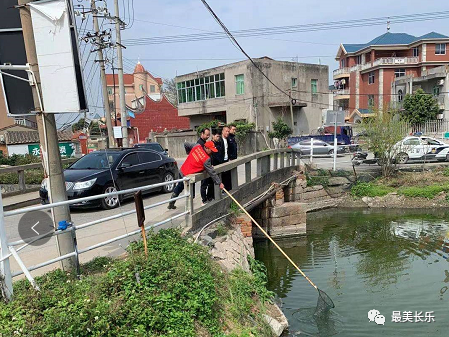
[2,127,74,157]
[334,31,449,122]
[175,57,329,136]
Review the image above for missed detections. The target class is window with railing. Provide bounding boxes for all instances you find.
[356,55,362,65]
[413,47,419,57]
[235,74,244,95]
[177,73,225,103]
[341,58,346,68]
[311,79,318,94]
[433,86,440,96]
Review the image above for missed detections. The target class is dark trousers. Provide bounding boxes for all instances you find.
[200,179,209,202]
[221,159,232,191]
[173,173,185,196]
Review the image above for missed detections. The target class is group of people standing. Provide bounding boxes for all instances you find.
[197,125,238,205]
[167,124,238,210]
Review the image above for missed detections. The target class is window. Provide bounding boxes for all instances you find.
[356,55,362,65]
[368,72,375,84]
[150,85,156,93]
[433,86,440,96]
[120,153,139,167]
[368,95,375,107]
[291,77,297,88]
[71,152,121,169]
[398,89,403,102]
[395,68,406,78]
[341,58,346,68]
[413,47,419,57]
[311,79,318,94]
[138,151,161,163]
[403,138,420,146]
[107,87,113,95]
[235,74,244,95]
[139,84,144,91]
[177,73,225,103]
[435,43,446,55]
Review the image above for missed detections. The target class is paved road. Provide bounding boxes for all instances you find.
[3,153,448,279]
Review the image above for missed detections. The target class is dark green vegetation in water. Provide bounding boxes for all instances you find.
[255,208,449,336]
[0,229,273,337]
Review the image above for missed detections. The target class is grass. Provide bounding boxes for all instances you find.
[351,182,394,198]
[0,229,274,337]
[398,185,449,199]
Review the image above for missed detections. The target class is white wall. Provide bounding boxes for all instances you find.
[7,144,29,155]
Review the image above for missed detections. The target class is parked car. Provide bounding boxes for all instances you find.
[290,140,345,156]
[39,148,178,209]
[393,136,449,164]
[134,142,168,156]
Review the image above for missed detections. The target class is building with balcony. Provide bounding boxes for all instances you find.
[176,57,329,136]
[333,31,449,122]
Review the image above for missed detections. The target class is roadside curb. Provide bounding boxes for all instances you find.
[3,198,41,212]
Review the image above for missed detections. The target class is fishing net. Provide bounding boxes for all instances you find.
[314,288,335,316]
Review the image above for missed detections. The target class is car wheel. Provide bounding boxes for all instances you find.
[396,152,409,164]
[328,149,334,156]
[446,154,449,162]
[162,172,175,193]
[101,184,120,209]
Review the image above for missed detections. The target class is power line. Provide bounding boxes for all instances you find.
[123,11,449,46]
[198,0,291,99]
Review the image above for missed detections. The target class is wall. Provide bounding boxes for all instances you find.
[131,95,190,140]
[425,43,449,62]
[6,144,28,155]
[153,131,198,158]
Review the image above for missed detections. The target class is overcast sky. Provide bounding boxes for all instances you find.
[59,0,449,128]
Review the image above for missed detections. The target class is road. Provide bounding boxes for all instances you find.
[3,153,448,279]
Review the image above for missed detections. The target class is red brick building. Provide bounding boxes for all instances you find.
[129,94,190,143]
[333,32,449,122]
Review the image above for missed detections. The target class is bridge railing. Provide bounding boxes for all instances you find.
[0,177,191,301]
[187,148,296,217]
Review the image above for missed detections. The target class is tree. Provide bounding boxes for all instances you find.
[72,118,88,132]
[402,88,440,125]
[360,111,405,177]
[268,117,292,144]
[163,78,178,107]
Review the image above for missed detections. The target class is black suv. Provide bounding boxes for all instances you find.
[39,148,178,209]
[134,142,169,156]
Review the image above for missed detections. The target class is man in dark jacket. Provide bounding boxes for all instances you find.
[197,127,210,146]
[228,124,238,160]
[168,141,223,209]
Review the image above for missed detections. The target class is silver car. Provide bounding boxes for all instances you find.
[290,140,345,156]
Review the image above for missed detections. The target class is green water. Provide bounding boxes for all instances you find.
[254,208,449,336]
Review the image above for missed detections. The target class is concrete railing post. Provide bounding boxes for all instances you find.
[280,152,285,168]
[257,158,262,176]
[230,167,238,189]
[184,180,193,227]
[18,170,26,191]
[291,151,296,166]
[215,173,222,200]
[273,153,278,170]
[245,162,251,184]
[0,193,13,301]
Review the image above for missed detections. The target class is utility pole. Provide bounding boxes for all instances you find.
[18,0,75,270]
[91,0,115,148]
[113,0,128,147]
[289,88,294,134]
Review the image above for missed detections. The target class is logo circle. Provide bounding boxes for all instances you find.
[18,210,54,246]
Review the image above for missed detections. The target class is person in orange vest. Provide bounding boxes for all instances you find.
[168,140,224,209]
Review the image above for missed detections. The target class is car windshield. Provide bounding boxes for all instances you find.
[69,152,121,169]
[422,138,441,145]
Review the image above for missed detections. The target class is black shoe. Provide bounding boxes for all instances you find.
[167,203,177,210]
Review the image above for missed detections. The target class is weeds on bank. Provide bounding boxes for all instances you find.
[351,182,394,198]
[0,229,275,337]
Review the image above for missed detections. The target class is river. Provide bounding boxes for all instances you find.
[254,208,449,336]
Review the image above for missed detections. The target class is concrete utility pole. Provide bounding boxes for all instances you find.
[91,0,115,148]
[18,0,75,270]
[113,0,128,147]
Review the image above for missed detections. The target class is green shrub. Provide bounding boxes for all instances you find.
[351,182,394,198]
[0,154,40,166]
[0,229,273,337]
[0,169,44,185]
[398,185,449,199]
[306,174,329,187]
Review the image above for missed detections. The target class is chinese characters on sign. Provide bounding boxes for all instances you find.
[391,311,435,323]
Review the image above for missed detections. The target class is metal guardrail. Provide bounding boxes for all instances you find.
[0,158,77,192]
[0,177,191,300]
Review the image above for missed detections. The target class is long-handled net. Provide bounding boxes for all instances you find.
[223,188,334,316]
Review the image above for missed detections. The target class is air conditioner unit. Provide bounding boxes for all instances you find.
[438,79,445,86]
[341,79,346,85]
[437,113,444,120]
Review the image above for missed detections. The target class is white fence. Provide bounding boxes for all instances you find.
[0,178,191,301]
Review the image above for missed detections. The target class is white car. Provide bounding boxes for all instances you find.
[394,136,449,164]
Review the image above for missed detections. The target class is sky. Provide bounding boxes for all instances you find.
[57,0,449,128]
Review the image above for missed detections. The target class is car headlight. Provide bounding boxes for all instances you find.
[41,178,48,190]
[73,178,97,191]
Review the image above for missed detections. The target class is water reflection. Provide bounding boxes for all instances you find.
[254,209,449,336]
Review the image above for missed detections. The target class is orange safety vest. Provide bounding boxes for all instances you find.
[181,144,210,176]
